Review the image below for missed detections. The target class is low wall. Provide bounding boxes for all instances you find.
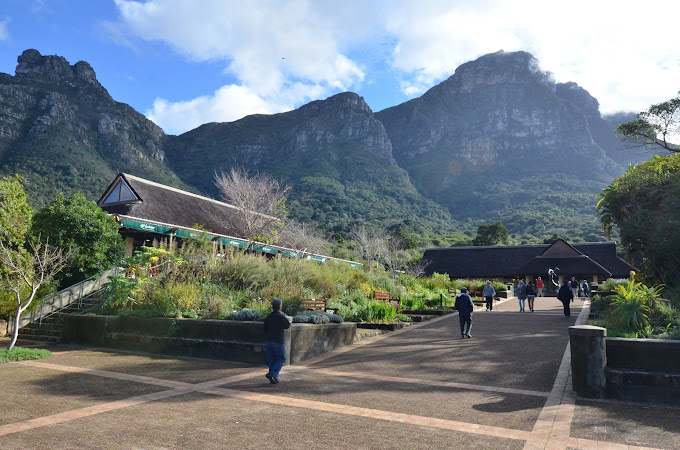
[62,315,356,365]
[606,337,680,372]
[569,325,680,404]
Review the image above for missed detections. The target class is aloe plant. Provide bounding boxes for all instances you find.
[612,280,663,331]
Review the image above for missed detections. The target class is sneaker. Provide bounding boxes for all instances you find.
[465,333,472,338]
[265,373,276,384]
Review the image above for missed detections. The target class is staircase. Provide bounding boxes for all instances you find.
[17,293,106,343]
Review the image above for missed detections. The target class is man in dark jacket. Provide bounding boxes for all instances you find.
[263,298,291,384]
[455,287,474,338]
[557,283,574,317]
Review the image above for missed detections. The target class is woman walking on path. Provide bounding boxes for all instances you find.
[482,280,496,311]
[526,281,536,312]
[517,280,526,312]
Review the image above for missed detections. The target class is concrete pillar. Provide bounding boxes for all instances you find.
[593,275,599,284]
[569,325,607,398]
[124,237,134,258]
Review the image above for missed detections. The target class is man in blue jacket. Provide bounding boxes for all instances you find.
[455,287,475,338]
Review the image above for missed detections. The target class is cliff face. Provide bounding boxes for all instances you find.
[374,51,626,237]
[164,92,452,232]
[0,49,187,206]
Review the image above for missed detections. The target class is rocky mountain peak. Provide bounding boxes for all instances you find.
[15,49,103,90]
[556,82,601,122]
[429,50,555,100]
[298,92,372,118]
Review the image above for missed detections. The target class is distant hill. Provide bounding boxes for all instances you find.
[0,49,650,242]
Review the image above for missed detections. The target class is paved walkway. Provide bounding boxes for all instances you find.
[1,297,678,449]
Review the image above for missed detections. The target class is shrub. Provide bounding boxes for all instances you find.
[599,278,630,291]
[230,308,266,321]
[293,311,342,324]
[0,347,52,363]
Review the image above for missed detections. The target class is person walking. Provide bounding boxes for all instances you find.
[482,280,496,311]
[263,298,291,384]
[455,287,474,338]
[517,280,526,312]
[536,276,544,297]
[582,279,590,298]
[570,277,579,301]
[557,283,573,317]
[526,281,536,312]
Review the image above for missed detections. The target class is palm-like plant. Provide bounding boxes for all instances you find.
[612,280,664,331]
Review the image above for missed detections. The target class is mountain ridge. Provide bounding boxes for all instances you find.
[0,48,642,242]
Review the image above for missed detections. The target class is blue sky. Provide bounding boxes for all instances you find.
[1,0,679,135]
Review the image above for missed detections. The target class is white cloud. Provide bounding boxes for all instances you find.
[0,17,10,42]
[384,0,680,114]
[114,0,680,132]
[114,0,370,133]
[146,84,292,135]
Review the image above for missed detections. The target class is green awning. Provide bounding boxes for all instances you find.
[306,255,326,263]
[252,244,278,255]
[121,219,172,235]
[175,229,215,240]
[217,237,249,248]
[349,262,363,268]
[281,250,299,258]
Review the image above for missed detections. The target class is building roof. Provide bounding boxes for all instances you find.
[98,173,242,236]
[423,239,635,279]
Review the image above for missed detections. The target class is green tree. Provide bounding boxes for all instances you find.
[473,222,509,246]
[0,176,68,350]
[31,193,124,288]
[597,154,680,286]
[617,91,680,152]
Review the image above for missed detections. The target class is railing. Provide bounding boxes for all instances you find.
[8,266,120,334]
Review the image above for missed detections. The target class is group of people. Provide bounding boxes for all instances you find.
[515,277,544,312]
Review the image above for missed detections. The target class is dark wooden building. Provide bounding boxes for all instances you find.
[423,239,635,286]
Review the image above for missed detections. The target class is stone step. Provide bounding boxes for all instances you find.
[19,327,62,337]
[21,322,62,332]
[17,332,60,343]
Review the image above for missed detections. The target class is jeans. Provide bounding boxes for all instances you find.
[265,341,286,381]
[485,296,493,311]
[518,298,525,310]
[459,314,472,336]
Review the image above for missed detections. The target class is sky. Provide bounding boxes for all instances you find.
[1,0,679,136]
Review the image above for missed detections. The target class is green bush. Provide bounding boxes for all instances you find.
[293,311,342,324]
[0,347,52,363]
[230,308,265,321]
[599,278,630,291]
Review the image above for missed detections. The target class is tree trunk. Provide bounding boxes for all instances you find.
[7,308,20,350]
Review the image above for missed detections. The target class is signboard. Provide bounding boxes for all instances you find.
[281,250,299,258]
[121,219,172,235]
[175,229,214,240]
[306,255,326,263]
[217,237,249,249]
[252,244,278,255]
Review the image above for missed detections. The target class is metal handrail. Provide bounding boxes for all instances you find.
[36,266,121,328]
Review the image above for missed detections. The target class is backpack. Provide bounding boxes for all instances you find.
[525,284,535,295]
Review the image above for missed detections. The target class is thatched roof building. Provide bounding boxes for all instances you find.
[423,239,635,283]
[97,173,361,267]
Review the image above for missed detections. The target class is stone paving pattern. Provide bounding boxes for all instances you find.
[1,296,678,449]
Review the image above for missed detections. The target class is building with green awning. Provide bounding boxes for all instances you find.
[97,173,362,268]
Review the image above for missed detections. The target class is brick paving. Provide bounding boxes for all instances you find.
[0,297,677,449]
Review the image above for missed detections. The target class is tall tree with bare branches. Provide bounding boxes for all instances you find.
[1,239,68,350]
[214,167,291,243]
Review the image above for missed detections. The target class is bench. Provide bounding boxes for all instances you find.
[373,291,400,309]
[301,298,339,314]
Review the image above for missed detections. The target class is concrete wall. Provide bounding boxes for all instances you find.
[606,337,680,372]
[62,315,356,364]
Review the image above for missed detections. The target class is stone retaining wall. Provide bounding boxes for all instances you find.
[62,315,356,365]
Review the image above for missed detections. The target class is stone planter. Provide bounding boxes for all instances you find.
[62,315,356,365]
[356,322,412,331]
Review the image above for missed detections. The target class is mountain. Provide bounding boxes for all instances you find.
[163,92,453,233]
[0,49,190,206]
[375,51,629,240]
[0,49,647,243]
